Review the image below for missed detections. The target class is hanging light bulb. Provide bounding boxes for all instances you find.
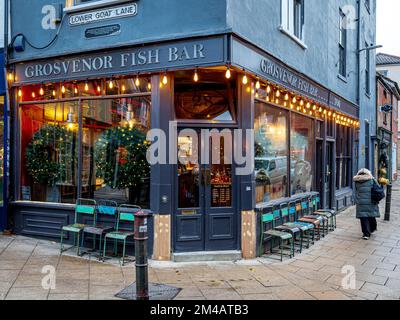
[328,111,332,117]
[52,90,56,97]
[18,88,22,98]
[242,73,248,85]
[135,75,140,87]
[300,99,304,106]
[74,86,78,95]
[162,73,168,85]
[84,81,89,92]
[284,93,289,101]
[266,95,270,102]
[225,66,231,79]
[39,86,44,96]
[255,80,260,90]
[267,85,271,94]
[313,104,317,111]
[121,84,126,93]
[32,91,36,99]
[109,79,114,89]
[147,80,152,91]
[8,72,13,82]
[255,91,259,99]
[61,84,66,94]
[194,69,199,82]
[306,102,310,109]
[276,89,280,98]
[97,85,101,93]
[292,96,297,104]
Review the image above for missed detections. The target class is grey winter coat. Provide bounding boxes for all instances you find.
[353,169,380,219]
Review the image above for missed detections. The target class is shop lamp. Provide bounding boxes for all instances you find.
[267,85,271,94]
[306,102,310,109]
[122,84,126,93]
[32,92,36,99]
[275,89,280,98]
[292,96,297,104]
[52,90,56,97]
[284,93,289,101]
[8,72,14,82]
[18,88,22,98]
[147,81,152,91]
[333,113,336,118]
[290,104,294,109]
[309,111,313,116]
[74,86,78,95]
[266,96,270,102]
[255,80,260,90]
[84,81,89,91]
[313,105,317,111]
[328,111,332,117]
[284,102,287,107]
[275,98,279,104]
[255,91,259,99]
[109,79,114,89]
[225,67,231,79]
[318,107,322,113]
[135,75,140,86]
[300,99,304,106]
[97,85,101,93]
[194,69,199,82]
[39,85,44,96]
[61,84,66,94]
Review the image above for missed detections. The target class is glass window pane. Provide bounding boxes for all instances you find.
[82,97,151,208]
[174,70,236,121]
[290,113,314,195]
[20,102,79,203]
[254,102,288,203]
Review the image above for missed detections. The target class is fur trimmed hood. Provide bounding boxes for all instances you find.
[353,168,374,183]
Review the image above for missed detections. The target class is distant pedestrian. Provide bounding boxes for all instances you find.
[353,168,381,240]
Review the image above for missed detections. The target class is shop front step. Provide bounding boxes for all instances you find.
[172,250,242,263]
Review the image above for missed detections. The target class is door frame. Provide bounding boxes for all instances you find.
[173,126,240,253]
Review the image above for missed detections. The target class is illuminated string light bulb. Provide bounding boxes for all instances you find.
[309,111,313,116]
[109,79,114,89]
[328,111,332,117]
[290,104,294,109]
[52,90,56,97]
[147,81,152,91]
[121,84,126,93]
[162,73,168,85]
[8,72,13,82]
[306,102,310,109]
[61,84,66,94]
[275,98,279,104]
[84,82,89,91]
[242,74,248,85]
[313,105,317,111]
[255,91,259,99]
[32,92,36,99]
[267,85,271,94]
[135,75,140,86]
[284,93,289,101]
[39,86,44,96]
[284,102,287,107]
[266,95,270,102]
[275,89,280,98]
[292,97,297,104]
[74,86,78,94]
[333,113,336,118]
[225,66,231,79]
[255,80,260,90]
[18,88,22,98]
[318,107,322,113]
[194,69,199,82]
[300,99,304,106]
[97,85,101,93]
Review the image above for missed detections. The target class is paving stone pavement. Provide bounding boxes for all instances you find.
[1,183,400,300]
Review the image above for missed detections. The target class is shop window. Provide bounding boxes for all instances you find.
[19,88,151,208]
[81,97,151,207]
[281,0,305,41]
[254,103,289,203]
[174,70,236,122]
[336,125,352,189]
[20,102,79,203]
[0,96,4,206]
[290,113,314,195]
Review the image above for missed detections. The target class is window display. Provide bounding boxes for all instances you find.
[254,102,289,203]
[290,113,315,195]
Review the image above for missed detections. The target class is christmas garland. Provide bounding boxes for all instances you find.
[94,126,150,189]
[25,124,76,186]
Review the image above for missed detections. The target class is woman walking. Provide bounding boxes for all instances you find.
[353,168,380,240]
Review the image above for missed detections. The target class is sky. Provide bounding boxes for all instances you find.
[377,0,400,56]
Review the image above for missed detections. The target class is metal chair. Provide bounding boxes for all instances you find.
[60,198,97,256]
[80,200,117,258]
[260,206,294,262]
[102,204,140,266]
[313,194,337,231]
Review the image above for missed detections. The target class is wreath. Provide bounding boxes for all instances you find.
[25,124,76,186]
[94,126,150,189]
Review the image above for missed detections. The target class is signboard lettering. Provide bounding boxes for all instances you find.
[69,4,137,26]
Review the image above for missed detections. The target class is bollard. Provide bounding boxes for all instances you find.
[384,184,392,221]
[134,208,152,300]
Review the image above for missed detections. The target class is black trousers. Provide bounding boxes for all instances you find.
[360,217,377,237]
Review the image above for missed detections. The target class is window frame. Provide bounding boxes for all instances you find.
[338,8,347,78]
[280,0,306,46]
[64,0,132,13]
[17,91,151,205]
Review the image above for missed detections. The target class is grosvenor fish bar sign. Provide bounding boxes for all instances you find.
[69,4,137,26]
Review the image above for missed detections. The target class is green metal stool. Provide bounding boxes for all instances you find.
[60,198,97,256]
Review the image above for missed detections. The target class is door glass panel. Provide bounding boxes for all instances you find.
[210,136,232,208]
[178,135,199,208]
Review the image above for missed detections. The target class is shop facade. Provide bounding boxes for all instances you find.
[0,49,7,231]
[6,34,360,259]
[5,0,375,260]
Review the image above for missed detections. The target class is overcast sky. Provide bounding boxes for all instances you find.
[377,0,400,56]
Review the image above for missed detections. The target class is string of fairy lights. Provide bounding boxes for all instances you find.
[8,66,359,128]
